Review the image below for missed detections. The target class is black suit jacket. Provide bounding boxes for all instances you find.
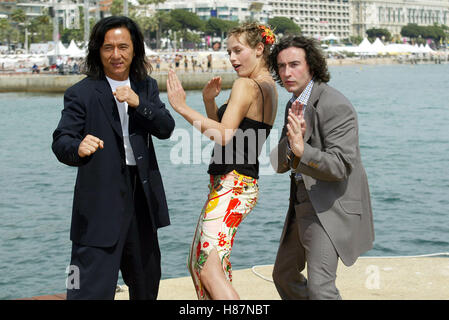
[52,75,175,247]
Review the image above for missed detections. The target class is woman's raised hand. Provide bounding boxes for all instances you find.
[202,76,222,102]
[167,69,187,113]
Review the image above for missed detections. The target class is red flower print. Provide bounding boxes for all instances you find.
[224,198,243,228]
[203,242,209,248]
[225,198,241,215]
[224,211,243,228]
[218,232,227,247]
[232,187,244,196]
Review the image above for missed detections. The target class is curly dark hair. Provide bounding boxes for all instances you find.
[269,35,330,86]
[227,22,275,67]
[83,16,152,81]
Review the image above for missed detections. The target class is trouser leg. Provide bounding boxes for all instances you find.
[120,165,161,300]
[272,209,308,300]
[298,213,341,300]
[120,212,161,300]
[66,195,134,300]
[273,179,340,300]
[66,241,122,300]
[66,165,161,300]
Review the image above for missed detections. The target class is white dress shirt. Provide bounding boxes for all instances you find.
[106,76,137,165]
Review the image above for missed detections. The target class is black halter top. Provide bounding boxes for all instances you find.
[207,79,272,179]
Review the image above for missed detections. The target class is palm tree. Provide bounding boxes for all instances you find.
[136,0,167,49]
[10,9,27,52]
[0,18,13,52]
[29,15,52,43]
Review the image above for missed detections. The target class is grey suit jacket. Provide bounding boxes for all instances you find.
[270,81,374,266]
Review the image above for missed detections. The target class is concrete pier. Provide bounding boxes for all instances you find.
[0,72,238,93]
[114,255,449,300]
[1,56,443,94]
[20,255,449,300]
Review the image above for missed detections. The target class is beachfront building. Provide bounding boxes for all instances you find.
[267,0,351,40]
[0,0,81,29]
[351,0,449,39]
[0,0,16,19]
[153,0,272,24]
[0,0,108,29]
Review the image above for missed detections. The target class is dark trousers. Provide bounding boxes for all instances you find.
[66,166,161,300]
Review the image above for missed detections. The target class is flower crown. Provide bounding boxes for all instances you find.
[259,25,275,45]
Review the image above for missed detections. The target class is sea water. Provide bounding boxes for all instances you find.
[0,64,448,299]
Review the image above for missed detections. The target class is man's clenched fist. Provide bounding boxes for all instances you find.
[78,134,104,157]
[114,85,139,107]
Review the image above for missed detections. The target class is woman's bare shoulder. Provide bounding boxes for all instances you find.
[231,77,259,91]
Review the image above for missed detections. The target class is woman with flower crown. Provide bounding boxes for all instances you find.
[166,22,278,300]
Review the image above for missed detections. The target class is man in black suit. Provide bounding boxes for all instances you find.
[52,16,175,300]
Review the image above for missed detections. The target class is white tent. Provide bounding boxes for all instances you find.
[423,43,435,53]
[144,43,157,56]
[325,41,438,56]
[371,37,387,54]
[0,54,48,69]
[0,56,18,69]
[418,44,426,53]
[29,43,49,54]
[355,38,376,55]
[416,43,434,54]
[413,44,420,53]
[384,43,412,54]
[326,45,358,54]
[66,40,85,58]
[322,33,339,42]
[46,41,70,56]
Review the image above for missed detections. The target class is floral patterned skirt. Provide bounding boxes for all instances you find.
[187,170,259,300]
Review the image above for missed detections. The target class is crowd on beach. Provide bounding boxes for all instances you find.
[148,51,231,73]
[1,43,448,76]
[0,50,234,75]
[0,55,84,75]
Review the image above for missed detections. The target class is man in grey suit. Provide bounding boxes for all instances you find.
[269,35,374,299]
